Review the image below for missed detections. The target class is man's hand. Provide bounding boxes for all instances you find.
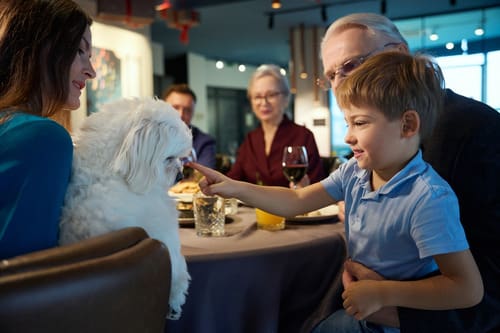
[343,280,384,320]
[337,201,346,222]
[342,260,400,328]
[344,259,384,282]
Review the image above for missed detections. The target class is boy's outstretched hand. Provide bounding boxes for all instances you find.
[187,162,238,198]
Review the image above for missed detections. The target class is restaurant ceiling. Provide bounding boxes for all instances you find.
[91,0,500,68]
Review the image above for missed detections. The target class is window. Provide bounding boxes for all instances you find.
[436,53,484,101]
[329,91,350,158]
[486,50,500,111]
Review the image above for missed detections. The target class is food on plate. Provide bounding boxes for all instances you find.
[296,210,321,218]
[170,182,199,220]
[169,181,200,194]
[296,205,339,218]
[177,201,193,210]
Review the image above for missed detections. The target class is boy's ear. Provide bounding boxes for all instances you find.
[401,110,420,137]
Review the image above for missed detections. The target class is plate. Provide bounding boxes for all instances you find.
[286,205,339,223]
[168,191,193,202]
[179,217,195,227]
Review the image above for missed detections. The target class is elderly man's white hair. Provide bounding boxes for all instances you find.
[321,12,409,53]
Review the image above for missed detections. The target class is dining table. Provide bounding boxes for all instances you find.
[165,205,347,333]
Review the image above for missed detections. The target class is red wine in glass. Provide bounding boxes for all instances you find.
[282,146,308,188]
[282,164,308,183]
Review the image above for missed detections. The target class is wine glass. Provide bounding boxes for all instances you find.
[282,146,308,189]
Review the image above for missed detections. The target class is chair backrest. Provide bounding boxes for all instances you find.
[0,227,171,333]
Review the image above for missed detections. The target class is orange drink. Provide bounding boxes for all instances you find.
[255,208,285,231]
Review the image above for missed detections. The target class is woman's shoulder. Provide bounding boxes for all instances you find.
[1,113,72,154]
[2,113,70,138]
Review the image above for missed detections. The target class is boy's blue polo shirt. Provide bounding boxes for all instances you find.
[321,150,468,280]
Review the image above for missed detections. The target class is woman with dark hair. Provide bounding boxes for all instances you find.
[0,0,96,258]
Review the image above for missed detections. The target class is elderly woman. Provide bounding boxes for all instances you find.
[227,64,324,187]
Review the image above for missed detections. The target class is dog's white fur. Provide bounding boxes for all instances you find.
[60,97,192,319]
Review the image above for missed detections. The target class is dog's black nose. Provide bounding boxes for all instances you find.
[175,170,184,183]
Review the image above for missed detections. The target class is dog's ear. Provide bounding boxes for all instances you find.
[112,118,168,193]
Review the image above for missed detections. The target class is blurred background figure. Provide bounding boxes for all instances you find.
[163,84,216,169]
[227,64,325,187]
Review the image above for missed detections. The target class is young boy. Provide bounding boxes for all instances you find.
[189,52,483,332]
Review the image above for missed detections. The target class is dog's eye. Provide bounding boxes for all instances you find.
[164,156,175,164]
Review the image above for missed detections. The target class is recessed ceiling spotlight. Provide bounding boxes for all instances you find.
[474,28,485,36]
[215,61,224,69]
[272,0,281,9]
[238,64,246,72]
[155,0,171,11]
[429,32,439,41]
[445,42,454,50]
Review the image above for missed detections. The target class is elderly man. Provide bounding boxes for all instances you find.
[163,84,216,168]
[315,13,500,333]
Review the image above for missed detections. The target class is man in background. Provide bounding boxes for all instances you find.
[163,84,216,168]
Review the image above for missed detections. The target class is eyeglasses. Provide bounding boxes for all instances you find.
[316,42,401,91]
[251,91,283,104]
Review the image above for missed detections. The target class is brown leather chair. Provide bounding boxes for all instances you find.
[0,227,171,333]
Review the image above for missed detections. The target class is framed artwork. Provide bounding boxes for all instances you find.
[86,47,122,115]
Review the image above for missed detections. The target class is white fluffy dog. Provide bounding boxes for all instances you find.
[60,97,192,320]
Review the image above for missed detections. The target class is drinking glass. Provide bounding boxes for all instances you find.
[282,146,308,189]
[193,193,225,237]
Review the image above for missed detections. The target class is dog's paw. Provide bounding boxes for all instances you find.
[167,307,182,320]
[168,267,190,319]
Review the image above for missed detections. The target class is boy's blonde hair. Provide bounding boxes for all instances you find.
[335,52,445,142]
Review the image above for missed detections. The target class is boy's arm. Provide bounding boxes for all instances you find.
[189,162,335,217]
[342,250,483,320]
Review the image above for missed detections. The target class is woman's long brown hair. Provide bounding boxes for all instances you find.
[0,0,92,129]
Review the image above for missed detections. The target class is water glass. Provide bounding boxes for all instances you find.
[224,198,238,215]
[193,193,225,237]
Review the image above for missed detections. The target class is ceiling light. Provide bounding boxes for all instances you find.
[215,61,224,69]
[429,32,439,41]
[155,0,171,11]
[445,42,454,50]
[238,64,246,72]
[474,28,485,36]
[280,68,287,76]
[272,0,281,9]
